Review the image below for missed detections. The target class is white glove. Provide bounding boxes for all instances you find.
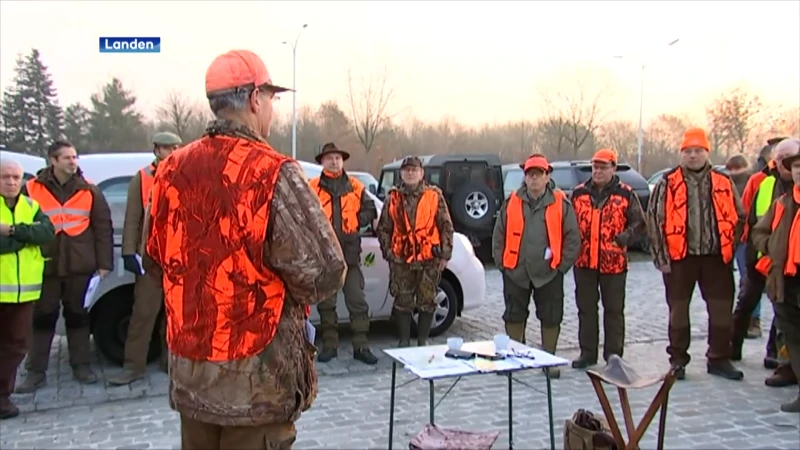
[544,247,552,261]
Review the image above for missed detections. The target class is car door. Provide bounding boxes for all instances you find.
[358,194,391,319]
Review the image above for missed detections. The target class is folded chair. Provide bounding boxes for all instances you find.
[586,355,679,450]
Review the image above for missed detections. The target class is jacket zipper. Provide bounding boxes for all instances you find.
[11,207,21,303]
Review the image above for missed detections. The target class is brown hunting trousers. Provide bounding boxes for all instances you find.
[123,273,166,372]
[180,414,296,450]
[0,302,34,398]
[663,255,735,367]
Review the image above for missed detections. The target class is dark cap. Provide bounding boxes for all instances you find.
[314,142,350,164]
[768,137,788,146]
[400,156,423,169]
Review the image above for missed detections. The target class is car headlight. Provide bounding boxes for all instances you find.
[455,233,475,257]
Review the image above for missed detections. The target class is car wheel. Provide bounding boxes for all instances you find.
[450,183,497,230]
[412,278,458,337]
[92,293,163,366]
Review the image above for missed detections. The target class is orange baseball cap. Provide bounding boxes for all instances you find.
[592,148,618,165]
[522,155,552,173]
[680,128,710,152]
[205,50,292,98]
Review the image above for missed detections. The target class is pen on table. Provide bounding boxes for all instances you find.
[428,354,435,363]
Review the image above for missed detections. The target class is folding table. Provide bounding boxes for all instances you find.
[383,340,570,450]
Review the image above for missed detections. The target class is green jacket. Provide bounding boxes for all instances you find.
[0,195,56,255]
[492,185,581,289]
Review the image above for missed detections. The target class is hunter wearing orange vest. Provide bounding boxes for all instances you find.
[108,131,182,386]
[570,149,645,369]
[16,140,114,393]
[377,156,455,348]
[647,127,746,381]
[492,154,580,379]
[750,138,800,413]
[145,49,346,448]
[309,142,378,366]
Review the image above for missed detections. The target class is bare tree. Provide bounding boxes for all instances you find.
[346,67,394,155]
[597,120,637,163]
[706,87,763,156]
[156,91,210,141]
[539,79,609,158]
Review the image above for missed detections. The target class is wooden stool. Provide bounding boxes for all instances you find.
[586,355,679,450]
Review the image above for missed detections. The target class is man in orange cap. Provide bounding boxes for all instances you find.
[647,127,746,381]
[145,49,347,449]
[492,153,580,378]
[570,149,645,369]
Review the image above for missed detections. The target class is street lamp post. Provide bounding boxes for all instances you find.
[615,38,679,172]
[282,24,308,160]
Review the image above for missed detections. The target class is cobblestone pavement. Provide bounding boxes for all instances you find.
[11,256,775,416]
[1,339,797,450]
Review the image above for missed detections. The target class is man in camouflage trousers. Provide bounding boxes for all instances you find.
[309,142,378,365]
[377,156,454,347]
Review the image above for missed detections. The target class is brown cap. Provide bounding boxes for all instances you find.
[400,156,423,169]
[205,50,292,98]
[314,142,350,164]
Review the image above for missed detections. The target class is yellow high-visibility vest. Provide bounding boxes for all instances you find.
[0,195,46,303]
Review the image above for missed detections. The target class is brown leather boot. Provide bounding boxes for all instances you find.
[766,363,798,388]
[746,318,762,339]
[15,371,46,394]
[107,368,145,386]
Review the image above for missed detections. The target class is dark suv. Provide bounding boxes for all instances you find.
[502,160,651,249]
[377,154,504,255]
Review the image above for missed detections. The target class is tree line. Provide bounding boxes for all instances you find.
[1,48,798,177]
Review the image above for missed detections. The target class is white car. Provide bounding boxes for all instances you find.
[1,150,487,364]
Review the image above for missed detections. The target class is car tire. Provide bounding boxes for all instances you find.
[92,293,163,366]
[450,183,497,231]
[412,277,459,337]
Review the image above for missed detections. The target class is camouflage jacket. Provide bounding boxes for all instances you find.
[376,181,454,264]
[144,119,346,427]
[647,164,744,269]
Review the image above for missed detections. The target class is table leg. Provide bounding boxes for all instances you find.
[507,372,514,450]
[429,380,435,424]
[545,367,555,450]
[389,361,397,450]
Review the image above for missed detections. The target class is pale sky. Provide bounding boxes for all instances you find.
[1,0,799,128]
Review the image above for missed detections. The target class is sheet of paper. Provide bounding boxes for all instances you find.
[83,275,101,309]
[305,320,316,345]
[405,361,475,379]
[135,254,145,275]
[469,357,525,373]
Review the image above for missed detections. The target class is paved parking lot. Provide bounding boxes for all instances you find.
[1,339,796,449]
[8,258,775,415]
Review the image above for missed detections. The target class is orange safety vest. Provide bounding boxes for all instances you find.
[309,175,364,234]
[146,135,292,362]
[573,182,632,274]
[388,188,441,263]
[755,193,798,276]
[502,189,565,270]
[664,168,737,264]
[25,179,93,236]
[139,163,155,207]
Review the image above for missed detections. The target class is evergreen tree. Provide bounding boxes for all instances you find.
[88,78,148,152]
[64,102,92,152]
[0,49,64,156]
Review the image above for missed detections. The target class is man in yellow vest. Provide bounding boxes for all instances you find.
[108,132,181,385]
[0,159,55,419]
[309,142,378,365]
[492,154,580,378]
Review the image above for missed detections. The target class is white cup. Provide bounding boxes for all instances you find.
[447,337,463,350]
[494,334,510,351]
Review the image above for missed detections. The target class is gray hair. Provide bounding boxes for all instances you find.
[0,158,23,174]
[208,91,250,115]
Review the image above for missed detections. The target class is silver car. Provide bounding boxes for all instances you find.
[3,151,487,365]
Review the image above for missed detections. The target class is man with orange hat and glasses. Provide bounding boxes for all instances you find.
[309,142,378,365]
[647,128,746,381]
[751,138,800,413]
[492,153,580,378]
[145,50,346,449]
[570,149,645,369]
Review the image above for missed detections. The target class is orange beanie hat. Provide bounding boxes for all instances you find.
[592,148,618,165]
[680,128,710,152]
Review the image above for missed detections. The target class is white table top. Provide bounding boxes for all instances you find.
[382,340,570,380]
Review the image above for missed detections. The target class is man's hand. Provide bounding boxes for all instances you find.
[0,224,11,236]
[437,259,447,272]
[657,264,671,274]
[97,269,110,279]
[122,254,141,275]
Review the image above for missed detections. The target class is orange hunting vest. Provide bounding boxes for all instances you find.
[664,168,737,264]
[146,135,292,362]
[388,188,441,263]
[139,163,155,207]
[755,190,800,277]
[25,179,93,236]
[502,189,565,270]
[309,175,364,234]
[573,182,632,274]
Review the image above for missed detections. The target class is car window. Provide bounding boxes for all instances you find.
[378,171,395,196]
[503,167,523,197]
[550,168,579,190]
[23,172,35,182]
[615,169,649,190]
[426,168,442,188]
[97,176,132,235]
